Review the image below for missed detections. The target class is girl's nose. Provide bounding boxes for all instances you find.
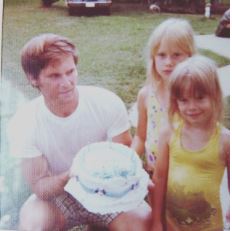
[165,56,173,66]
[188,100,197,110]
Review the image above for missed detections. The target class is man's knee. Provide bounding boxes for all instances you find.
[19,195,64,231]
[109,202,152,231]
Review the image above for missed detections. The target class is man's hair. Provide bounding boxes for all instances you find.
[168,55,223,124]
[146,18,197,85]
[21,33,78,80]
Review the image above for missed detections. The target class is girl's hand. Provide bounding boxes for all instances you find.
[226,207,230,221]
[150,222,163,231]
[225,207,230,230]
[143,162,154,179]
[147,180,155,206]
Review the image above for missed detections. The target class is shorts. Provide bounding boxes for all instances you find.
[53,191,119,229]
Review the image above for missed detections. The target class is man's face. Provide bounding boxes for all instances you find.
[35,54,78,106]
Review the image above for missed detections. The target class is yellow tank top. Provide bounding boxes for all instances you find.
[166,123,225,231]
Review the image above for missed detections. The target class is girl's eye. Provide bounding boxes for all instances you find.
[195,93,206,100]
[173,53,181,57]
[157,53,166,57]
[196,96,205,100]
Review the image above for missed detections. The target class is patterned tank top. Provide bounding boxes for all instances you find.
[166,123,225,231]
[145,86,167,170]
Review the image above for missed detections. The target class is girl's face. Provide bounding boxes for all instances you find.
[177,91,213,126]
[155,41,189,82]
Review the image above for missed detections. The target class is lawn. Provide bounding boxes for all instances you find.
[2,0,228,107]
[0,0,230,229]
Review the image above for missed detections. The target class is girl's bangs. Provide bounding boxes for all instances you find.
[165,29,192,54]
[173,75,209,99]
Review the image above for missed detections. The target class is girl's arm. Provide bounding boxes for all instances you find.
[226,142,230,192]
[131,87,148,156]
[150,127,171,231]
[225,132,230,224]
[226,140,230,224]
[221,127,230,191]
[221,127,230,223]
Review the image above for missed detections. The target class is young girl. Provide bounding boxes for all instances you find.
[132,18,197,173]
[151,55,230,231]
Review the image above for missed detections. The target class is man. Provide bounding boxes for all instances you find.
[8,33,151,231]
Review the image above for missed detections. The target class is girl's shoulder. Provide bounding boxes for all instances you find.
[138,85,149,98]
[138,84,156,100]
[220,126,230,144]
[221,125,229,142]
[137,86,150,107]
[159,123,174,144]
[219,126,230,162]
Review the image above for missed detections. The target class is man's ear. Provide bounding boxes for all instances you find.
[28,75,39,88]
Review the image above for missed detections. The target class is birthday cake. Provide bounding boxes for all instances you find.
[65,142,149,214]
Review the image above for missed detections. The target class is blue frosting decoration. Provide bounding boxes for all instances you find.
[77,177,139,198]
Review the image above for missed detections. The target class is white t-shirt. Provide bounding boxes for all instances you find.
[7,86,130,174]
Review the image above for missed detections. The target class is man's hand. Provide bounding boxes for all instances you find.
[112,130,132,147]
[68,167,75,178]
[22,156,70,200]
[60,170,71,183]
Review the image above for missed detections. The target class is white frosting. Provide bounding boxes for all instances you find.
[84,148,134,177]
[70,142,142,197]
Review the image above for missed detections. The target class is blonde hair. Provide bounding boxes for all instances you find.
[146,18,197,85]
[169,55,223,124]
[21,33,78,80]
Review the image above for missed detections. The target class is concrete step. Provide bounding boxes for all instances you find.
[195,34,230,59]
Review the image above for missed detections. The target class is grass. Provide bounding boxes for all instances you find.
[2,0,229,107]
[1,1,230,229]
[199,49,230,67]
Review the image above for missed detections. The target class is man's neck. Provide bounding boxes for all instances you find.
[46,100,78,117]
[45,92,79,117]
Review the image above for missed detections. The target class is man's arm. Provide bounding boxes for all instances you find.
[21,155,70,200]
[112,130,132,147]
